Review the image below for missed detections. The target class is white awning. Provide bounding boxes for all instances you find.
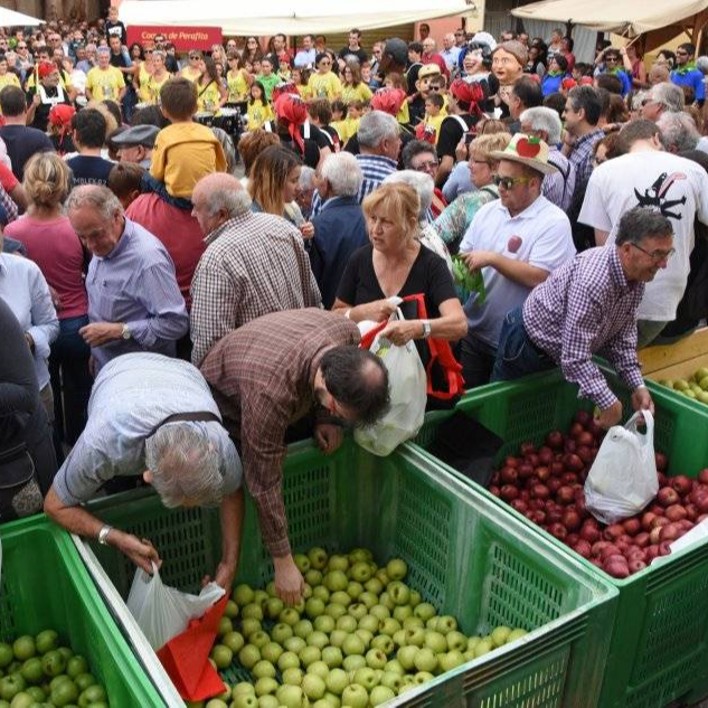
[0,8,45,28]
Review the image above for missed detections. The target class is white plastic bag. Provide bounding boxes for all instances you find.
[126,564,225,650]
[584,410,658,524]
[354,308,427,456]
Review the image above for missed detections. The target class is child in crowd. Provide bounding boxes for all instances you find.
[418,92,445,144]
[308,98,340,151]
[278,53,292,82]
[150,77,227,199]
[256,57,280,102]
[246,80,274,130]
[383,72,411,127]
[226,52,251,103]
[335,99,364,142]
[292,67,312,100]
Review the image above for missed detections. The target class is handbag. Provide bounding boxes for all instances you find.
[0,442,43,521]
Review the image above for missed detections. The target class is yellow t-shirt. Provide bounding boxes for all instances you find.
[226,70,249,102]
[332,117,359,143]
[26,70,72,91]
[0,73,20,91]
[308,71,342,101]
[86,66,125,102]
[181,66,201,83]
[246,99,274,131]
[424,113,446,144]
[196,80,222,113]
[341,83,372,105]
[295,84,313,101]
[396,101,410,126]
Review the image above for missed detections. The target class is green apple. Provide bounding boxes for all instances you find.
[414,647,437,673]
[252,659,276,679]
[254,676,279,697]
[257,695,280,708]
[307,660,329,679]
[313,615,335,634]
[232,682,256,698]
[0,674,25,702]
[293,554,311,574]
[490,626,512,648]
[375,569,390,586]
[385,558,407,581]
[436,615,458,634]
[341,684,368,708]
[302,583,313,600]
[312,585,330,603]
[342,654,367,672]
[413,603,436,622]
[409,590,422,608]
[241,618,262,638]
[381,667,404,687]
[352,667,378,691]
[328,630,348,648]
[349,562,372,583]
[347,603,367,621]
[218,617,233,636]
[358,592,378,610]
[335,615,357,634]
[330,591,352,608]
[306,631,329,650]
[341,635,365,657]
[358,615,379,634]
[355,629,373,649]
[438,650,465,673]
[369,604,390,622]
[404,627,425,647]
[237,644,260,670]
[346,581,364,600]
[308,547,329,570]
[305,598,326,619]
[327,555,349,572]
[379,592,394,611]
[348,548,372,564]
[279,608,301,626]
[392,629,407,648]
[271,622,294,644]
[446,631,468,652]
[321,646,343,668]
[369,684,395,706]
[364,577,384,595]
[293,619,314,640]
[210,644,233,669]
[424,631,447,654]
[283,637,307,654]
[414,670,435,684]
[277,651,300,672]
[222,630,245,654]
[276,683,306,708]
[507,628,528,643]
[370,635,394,654]
[305,569,323,587]
[250,630,271,649]
[325,667,349,695]
[403,616,424,631]
[325,603,347,621]
[466,636,482,652]
[392,605,413,622]
[232,584,255,606]
[264,597,284,620]
[259,642,283,664]
[302,673,326,701]
[378,617,401,637]
[473,638,494,658]
[365,649,387,670]
[281,667,304,686]
[397,645,418,671]
[231,692,258,708]
[299,645,321,668]
[324,571,349,593]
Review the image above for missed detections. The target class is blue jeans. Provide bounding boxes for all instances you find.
[49,315,92,444]
[491,307,555,382]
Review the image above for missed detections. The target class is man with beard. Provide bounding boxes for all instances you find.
[26,61,72,133]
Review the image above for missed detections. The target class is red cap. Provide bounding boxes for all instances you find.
[370,87,406,116]
[37,61,57,79]
[48,103,75,128]
[274,92,308,155]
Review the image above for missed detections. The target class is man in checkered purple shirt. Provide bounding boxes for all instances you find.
[492,207,672,429]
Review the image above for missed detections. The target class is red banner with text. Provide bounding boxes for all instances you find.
[126,26,223,52]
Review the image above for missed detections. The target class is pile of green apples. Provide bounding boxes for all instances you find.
[199,547,528,708]
[0,629,108,707]
[659,366,708,404]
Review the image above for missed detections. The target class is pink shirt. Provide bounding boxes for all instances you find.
[5,214,88,319]
[126,193,205,309]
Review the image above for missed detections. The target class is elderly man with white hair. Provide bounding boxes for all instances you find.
[383,169,453,272]
[520,106,576,211]
[640,82,685,122]
[657,111,700,153]
[44,352,244,589]
[308,152,368,308]
[190,172,321,366]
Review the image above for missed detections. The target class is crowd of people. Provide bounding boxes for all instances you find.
[1,10,707,603]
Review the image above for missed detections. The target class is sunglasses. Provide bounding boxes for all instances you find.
[494,175,532,189]
[189,55,200,60]
[630,242,675,262]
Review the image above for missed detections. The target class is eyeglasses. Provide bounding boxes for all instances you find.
[189,55,200,60]
[494,175,532,189]
[428,86,441,91]
[414,160,439,171]
[676,50,689,56]
[604,57,619,63]
[630,242,675,262]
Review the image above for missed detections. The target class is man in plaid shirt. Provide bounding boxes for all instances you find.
[200,309,389,604]
[492,207,671,429]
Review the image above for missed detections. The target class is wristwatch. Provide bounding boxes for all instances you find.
[98,525,113,545]
[121,323,132,340]
[421,320,432,339]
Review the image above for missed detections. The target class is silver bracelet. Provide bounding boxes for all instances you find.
[98,525,113,546]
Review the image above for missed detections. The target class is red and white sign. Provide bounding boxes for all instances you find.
[126,26,223,52]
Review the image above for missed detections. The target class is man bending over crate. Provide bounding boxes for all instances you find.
[44,352,244,590]
[200,308,390,605]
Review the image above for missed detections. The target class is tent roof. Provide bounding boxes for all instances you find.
[511,0,708,35]
[118,0,472,35]
[0,7,44,28]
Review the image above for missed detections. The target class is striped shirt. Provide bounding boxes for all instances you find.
[523,246,645,409]
[568,128,604,191]
[200,309,360,557]
[189,211,322,366]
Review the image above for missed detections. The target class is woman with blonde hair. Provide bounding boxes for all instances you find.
[4,152,90,446]
[138,49,170,105]
[333,182,466,349]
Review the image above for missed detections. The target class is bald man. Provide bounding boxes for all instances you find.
[189,173,322,366]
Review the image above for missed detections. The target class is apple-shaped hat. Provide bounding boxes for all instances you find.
[489,133,557,175]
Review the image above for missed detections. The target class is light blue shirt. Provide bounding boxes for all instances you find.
[0,254,58,390]
[86,217,188,371]
[294,48,317,68]
[53,352,242,506]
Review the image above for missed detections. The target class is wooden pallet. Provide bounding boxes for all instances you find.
[639,328,708,381]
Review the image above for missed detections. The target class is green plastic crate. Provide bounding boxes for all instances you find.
[416,368,708,708]
[80,440,617,707]
[0,515,164,707]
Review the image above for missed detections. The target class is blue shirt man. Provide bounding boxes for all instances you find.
[66,185,188,372]
[670,43,705,105]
